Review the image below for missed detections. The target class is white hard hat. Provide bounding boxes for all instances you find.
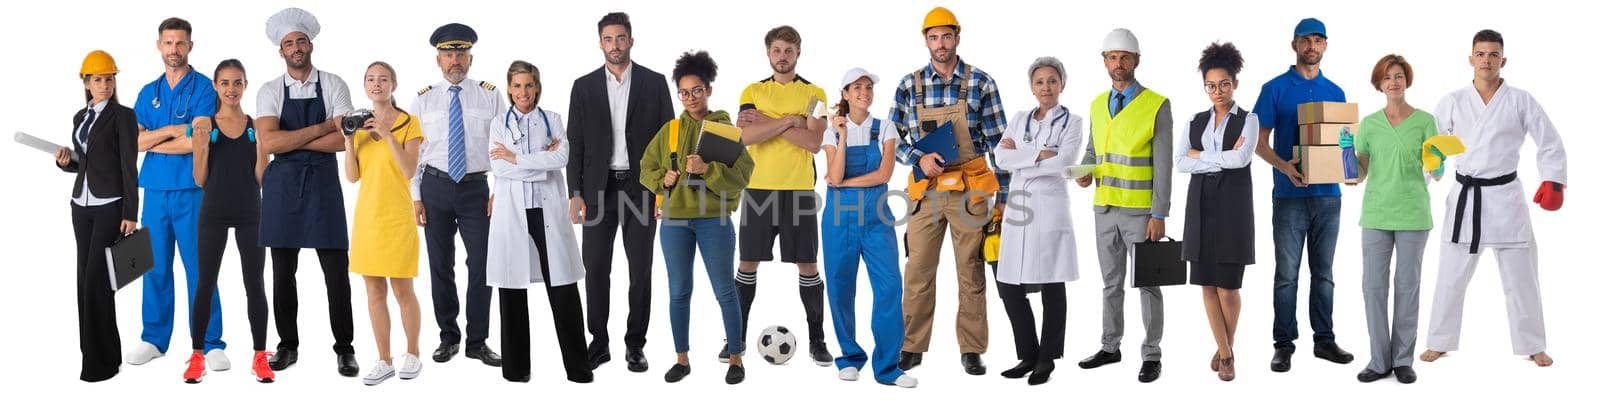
[1102,28,1140,54]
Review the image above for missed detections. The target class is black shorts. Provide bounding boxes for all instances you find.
[739,189,819,263]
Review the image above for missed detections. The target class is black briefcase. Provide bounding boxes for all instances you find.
[1132,237,1186,288]
[106,228,154,291]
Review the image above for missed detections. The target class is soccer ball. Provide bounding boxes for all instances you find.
[756,325,797,365]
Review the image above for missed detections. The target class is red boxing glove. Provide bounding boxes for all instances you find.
[1532,181,1564,211]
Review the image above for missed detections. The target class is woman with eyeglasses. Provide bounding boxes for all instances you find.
[640,50,755,385]
[1174,42,1257,382]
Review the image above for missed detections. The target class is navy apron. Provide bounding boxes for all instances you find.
[259,72,349,249]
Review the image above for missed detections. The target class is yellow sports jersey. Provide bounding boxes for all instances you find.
[739,76,827,190]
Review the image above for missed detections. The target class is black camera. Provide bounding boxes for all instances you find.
[341,109,375,135]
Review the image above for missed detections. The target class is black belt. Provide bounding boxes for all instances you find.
[1452,171,1517,254]
[423,165,486,183]
[609,170,635,180]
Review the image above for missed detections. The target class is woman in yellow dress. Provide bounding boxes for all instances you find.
[342,61,424,385]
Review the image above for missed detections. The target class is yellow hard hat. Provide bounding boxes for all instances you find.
[922,7,960,34]
[80,50,119,78]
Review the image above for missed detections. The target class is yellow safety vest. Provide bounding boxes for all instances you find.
[1090,89,1165,208]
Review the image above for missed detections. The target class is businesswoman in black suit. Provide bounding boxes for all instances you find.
[55,50,140,382]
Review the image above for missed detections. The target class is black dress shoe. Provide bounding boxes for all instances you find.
[433,343,460,363]
[1000,360,1034,379]
[810,342,834,366]
[898,351,922,371]
[664,363,691,383]
[1270,347,1293,372]
[1393,366,1417,384]
[625,348,649,372]
[961,352,986,375]
[506,374,531,383]
[567,370,595,384]
[1028,359,1056,386]
[336,354,359,377]
[1137,361,1162,383]
[587,344,611,371]
[1077,350,1121,369]
[1356,368,1391,383]
[465,345,503,367]
[718,343,730,363]
[1314,343,1354,364]
[268,348,298,371]
[725,364,745,385]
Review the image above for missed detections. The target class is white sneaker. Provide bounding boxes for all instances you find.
[127,342,164,365]
[838,366,860,381]
[397,353,422,380]
[206,349,231,371]
[894,374,919,388]
[362,360,395,386]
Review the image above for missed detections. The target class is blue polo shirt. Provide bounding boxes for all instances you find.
[1253,65,1345,199]
[134,68,217,191]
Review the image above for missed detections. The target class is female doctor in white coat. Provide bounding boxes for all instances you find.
[991,57,1083,386]
[486,61,591,383]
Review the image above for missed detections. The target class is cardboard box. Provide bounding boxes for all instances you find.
[1297,102,1360,124]
[1300,123,1357,146]
[1294,146,1358,184]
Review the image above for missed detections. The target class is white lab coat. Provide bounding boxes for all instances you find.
[993,106,1083,285]
[1434,84,1567,247]
[487,107,585,289]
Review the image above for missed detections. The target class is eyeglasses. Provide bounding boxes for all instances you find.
[677,86,707,100]
[1204,80,1235,94]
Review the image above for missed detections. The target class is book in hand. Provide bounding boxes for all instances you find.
[106,228,154,291]
[694,120,745,167]
[911,121,960,182]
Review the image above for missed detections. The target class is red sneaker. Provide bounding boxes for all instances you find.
[183,351,206,383]
[253,352,276,383]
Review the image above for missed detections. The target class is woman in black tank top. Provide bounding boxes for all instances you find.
[184,59,274,384]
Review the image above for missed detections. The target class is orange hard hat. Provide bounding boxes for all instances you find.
[922,7,960,34]
[80,50,119,78]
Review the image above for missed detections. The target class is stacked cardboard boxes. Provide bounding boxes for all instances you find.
[1294,102,1360,184]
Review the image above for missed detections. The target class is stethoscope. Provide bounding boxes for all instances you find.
[1023,105,1069,146]
[153,73,199,121]
[504,106,552,148]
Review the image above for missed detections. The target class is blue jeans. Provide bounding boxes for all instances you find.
[661,217,744,355]
[1272,197,1340,350]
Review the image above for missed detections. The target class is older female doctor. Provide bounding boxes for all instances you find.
[486,60,592,384]
[992,56,1084,386]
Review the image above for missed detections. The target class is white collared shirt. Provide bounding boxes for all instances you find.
[73,100,118,207]
[410,78,507,196]
[1175,104,1259,174]
[607,63,633,170]
[821,113,894,149]
[254,67,355,119]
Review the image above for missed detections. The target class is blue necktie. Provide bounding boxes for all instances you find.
[78,109,96,148]
[1112,93,1126,118]
[447,85,466,182]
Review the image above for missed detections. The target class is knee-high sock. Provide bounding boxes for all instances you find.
[736,271,758,340]
[799,273,826,345]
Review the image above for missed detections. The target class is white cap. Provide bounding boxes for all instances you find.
[839,67,879,90]
[1102,28,1140,54]
[266,8,320,45]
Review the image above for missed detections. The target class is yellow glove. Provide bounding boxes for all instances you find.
[1422,135,1466,173]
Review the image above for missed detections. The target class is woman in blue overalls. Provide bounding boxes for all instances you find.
[820,68,916,388]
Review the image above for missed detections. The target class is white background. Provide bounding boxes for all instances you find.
[1,0,1594,403]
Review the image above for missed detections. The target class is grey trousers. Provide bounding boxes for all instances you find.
[1361,228,1428,372]
[1094,206,1163,361]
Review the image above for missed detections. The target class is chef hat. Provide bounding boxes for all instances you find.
[265,7,320,46]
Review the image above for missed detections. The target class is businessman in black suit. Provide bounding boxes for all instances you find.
[567,11,675,373]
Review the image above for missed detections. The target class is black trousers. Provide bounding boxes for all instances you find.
[582,172,656,351]
[192,220,266,351]
[73,203,122,382]
[421,170,492,347]
[997,281,1067,362]
[271,247,355,355]
[501,209,590,381]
